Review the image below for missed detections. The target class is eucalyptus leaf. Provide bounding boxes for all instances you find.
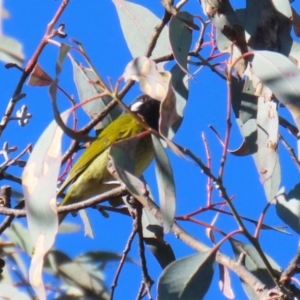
[252,51,300,129]
[276,185,300,234]
[152,135,176,233]
[72,59,122,130]
[0,35,24,65]
[169,12,193,74]
[230,238,282,299]
[22,109,70,300]
[157,250,216,300]
[113,0,170,63]
[144,238,175,269]
[0,283,31,300]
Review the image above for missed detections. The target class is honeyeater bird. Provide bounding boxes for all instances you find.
[57,95,160,222]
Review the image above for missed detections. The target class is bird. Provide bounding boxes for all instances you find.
[57,95,161,222]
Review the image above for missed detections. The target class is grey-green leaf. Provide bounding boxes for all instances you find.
[159,63,188,141]
[71,59,122,130]
[0,283,31,300]
[144,237,175,269]
[169,12,193,74]
[251,51,300,130]
[231,77,281,201]
[113,0,170,62]
[4,222,33,256]
[152,135,176,233]
[108,135,149,206]
[0,35,24,65]
[230,238,282,299]
[276,185,300,234]
[56,43,70,76]
[157,250,216,300]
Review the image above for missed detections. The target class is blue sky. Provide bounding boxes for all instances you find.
[1,0,300,299]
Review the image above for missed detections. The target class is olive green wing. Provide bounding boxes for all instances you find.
[58,114,142,193]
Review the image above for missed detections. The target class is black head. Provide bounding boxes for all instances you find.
[130,95,160,131]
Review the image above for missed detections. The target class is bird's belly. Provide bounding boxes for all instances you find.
[66,136,154,203]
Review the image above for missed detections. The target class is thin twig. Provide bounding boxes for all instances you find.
[136,202,153,300]
[0,186,126,218]
[111,225,137,300]
[193,53,226,80]
[254,201,272,239]
[279,116,298,137]
[145,7,172,57]
[0,200,24,234]
[174,143,281,287]
[202,132,213,205]
[192,17,209,54]
[140,188,275,299]
[218,66,232,179]
[0,0,70,137]
[136,283,146,300]
[2,172,22,184]
[5,144,31,169]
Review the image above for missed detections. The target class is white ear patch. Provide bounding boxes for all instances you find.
[130,100,144,112]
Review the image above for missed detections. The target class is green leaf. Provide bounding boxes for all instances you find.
[230,238,282,299]
[157,250,216,300]
[56,43,70,76]
[275,185,300,234]
[10,251,28,280]
[45,250,72,274]
[152,135,176,233]
[210,1,246,75]
[76,251,125,263]
[22,110,70,300]
[108,135,150,207]
[231,77,281,201]
[159,64,188,140]
[71,59,122,130]
[0,283,31,300]
[49,79,92,143]
[251,51,300,130]
[144,238,175,269]
[46,250,109,299]
[76,251,129,271]
[142,204,163,239]
[256,97,281,201]
[142,194,175,269]
[4,222,33,256]
[78,210,94,238]
[0,35,24,65]
[169,12,193,74]
[58,222,81,234]
[60,263,108,297]
[113,0,170,62]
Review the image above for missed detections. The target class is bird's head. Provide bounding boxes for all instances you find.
[130,95,161,131]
